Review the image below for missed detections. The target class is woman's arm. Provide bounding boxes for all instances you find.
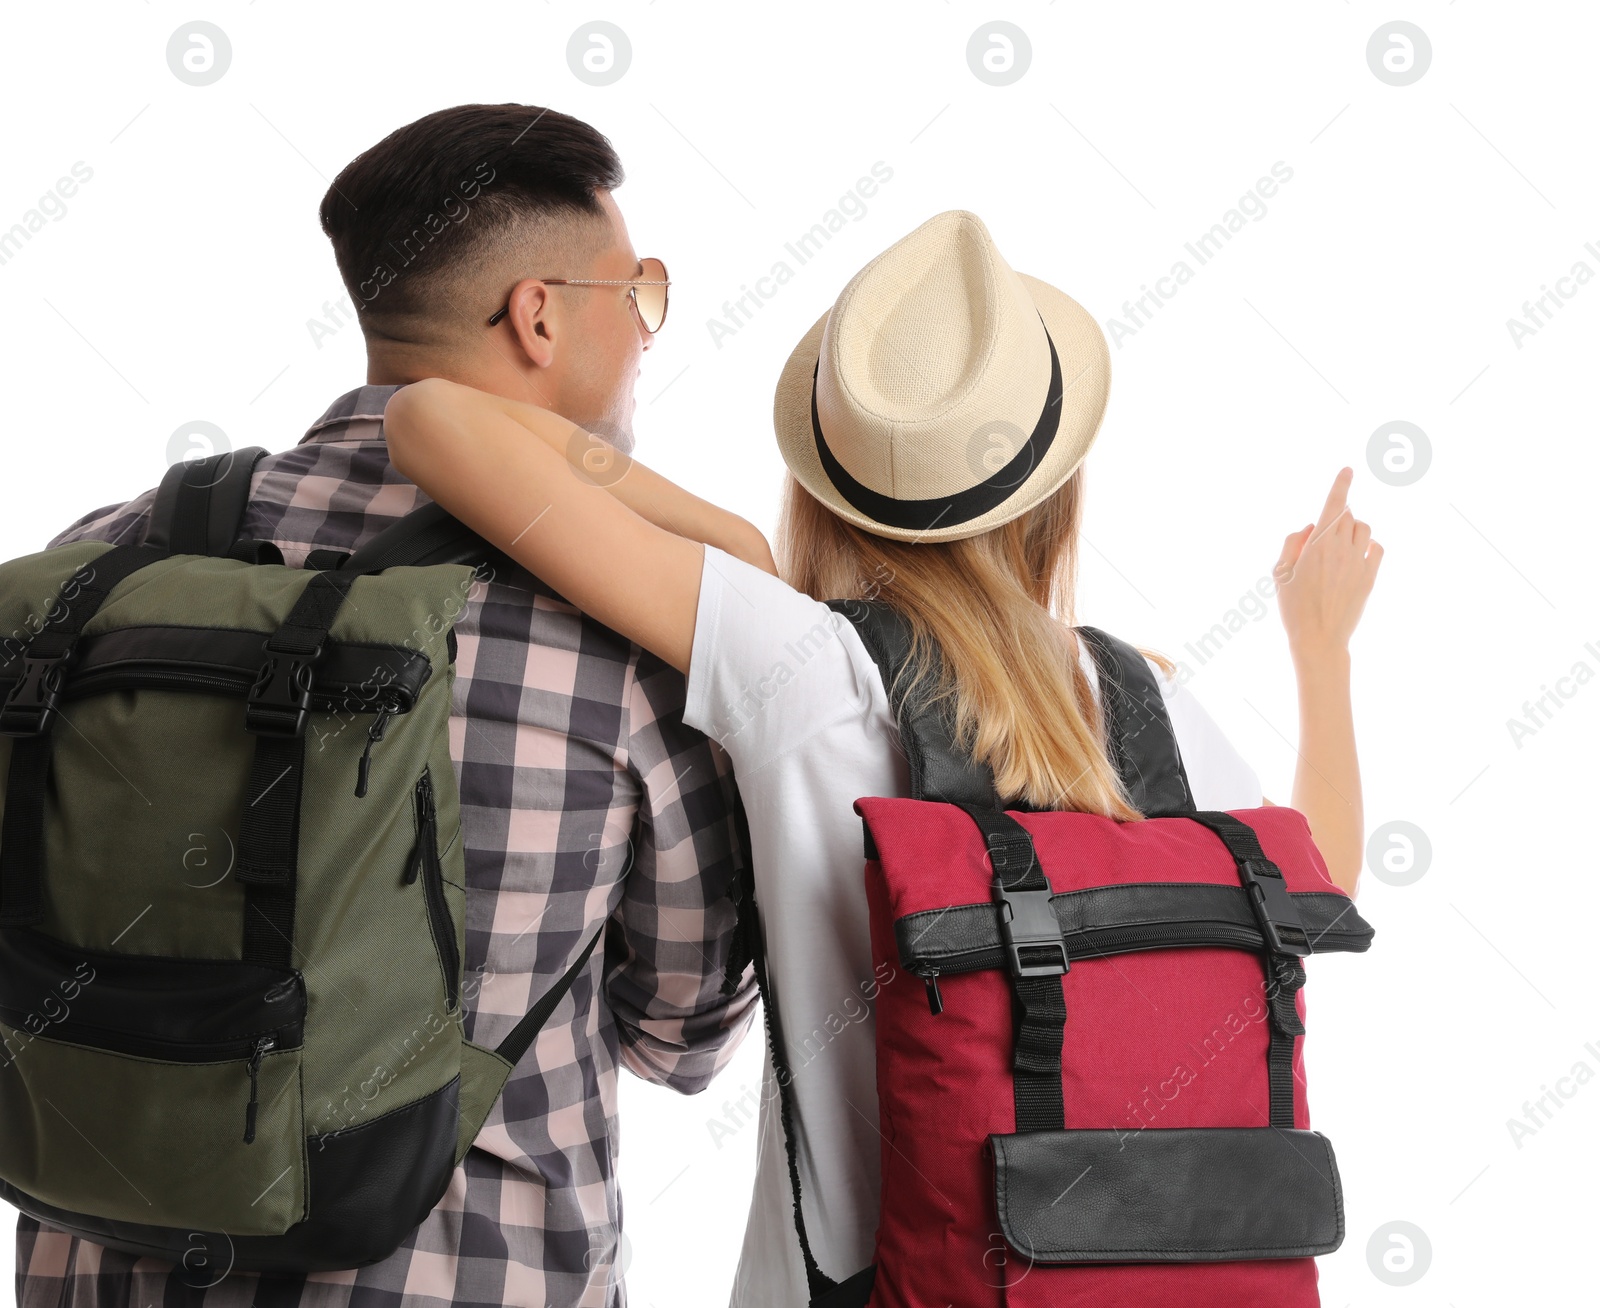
[384,378,775,673]
[1270,467,1383,896]
[414,382,775,572]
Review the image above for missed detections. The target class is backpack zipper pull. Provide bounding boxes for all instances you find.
[244,1035,274,1144]
[404,771,435,885]
[354,706,395,799]
[921,968,944,1016]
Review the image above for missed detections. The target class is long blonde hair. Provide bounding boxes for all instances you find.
[778,470,1144,820]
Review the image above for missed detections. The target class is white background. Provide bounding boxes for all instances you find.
[2,2,1597,1304]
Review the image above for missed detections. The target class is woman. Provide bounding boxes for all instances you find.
[385,210,1382,1304]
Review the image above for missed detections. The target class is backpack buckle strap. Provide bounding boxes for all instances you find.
[245,640,320,738]
[1238,857,1311,957]
[994,884,1069,979]
[1267,957,1308,1037]
[960,806,1068,980]
[0,653,70,737]
[984,828,1037,881]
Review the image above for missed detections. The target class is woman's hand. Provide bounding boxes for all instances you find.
[1270,468,1382,897]
[1274,466,1383,666]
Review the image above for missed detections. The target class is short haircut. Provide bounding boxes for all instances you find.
[319,103,625,337]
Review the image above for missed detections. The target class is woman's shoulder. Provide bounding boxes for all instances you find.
[685,546,891,767]
[695,546,873,683]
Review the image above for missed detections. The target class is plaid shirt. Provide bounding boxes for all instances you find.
[13,386,758,1308]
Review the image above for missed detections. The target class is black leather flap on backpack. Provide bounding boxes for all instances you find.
[990,1127,1343,1263]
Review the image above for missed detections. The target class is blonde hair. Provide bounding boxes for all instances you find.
[778,470,1145,820]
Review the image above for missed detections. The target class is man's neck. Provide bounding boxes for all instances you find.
[366,347,559,411]
[366,345,476,389]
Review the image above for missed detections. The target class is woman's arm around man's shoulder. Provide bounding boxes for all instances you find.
[384,378,777,676]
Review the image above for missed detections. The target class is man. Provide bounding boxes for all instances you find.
[15,104,757,1308]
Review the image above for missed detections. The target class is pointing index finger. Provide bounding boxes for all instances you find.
[1314,466,1354,533]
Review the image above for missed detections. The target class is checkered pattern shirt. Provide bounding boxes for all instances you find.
[13,386,758,1308]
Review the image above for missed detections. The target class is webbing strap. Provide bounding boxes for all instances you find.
[1010,975,1068,1130]
[725,791,845,1303]
[233,569,362,963]
[1185,810,1312,956]
[265,570,361,658]
[959,804,1041,893]
[494,924,605,1067]
[0,738,49,927]
[0,543,170,926]
[236,732,304,968]
[6,544,168,665]
[338,501,501,574]
[1187,810,1309,1128]
[763,929,836,1299]
[1187,809,1272,864]
[1266,957,1307,1129]
[956,803,1069,1133]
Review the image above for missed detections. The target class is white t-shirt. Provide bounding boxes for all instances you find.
[684,547,1264,1307]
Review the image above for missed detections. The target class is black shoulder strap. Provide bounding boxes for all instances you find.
[1075,626,1194,816]
[825,599,998,808]
[339,501,502,574]
[825,601,1192,816]
[145,447,270,558]
[730,784,876,1308]
[493,924,605,1067]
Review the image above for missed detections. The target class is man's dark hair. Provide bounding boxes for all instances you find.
[319,103,624,336]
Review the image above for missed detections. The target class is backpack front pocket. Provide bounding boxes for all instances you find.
[408,767,460,1013]
[0,927,307,1234]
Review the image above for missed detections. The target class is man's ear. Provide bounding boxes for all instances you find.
[501,279,558,370]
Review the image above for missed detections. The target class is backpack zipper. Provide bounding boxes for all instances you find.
[68,667,251,697]
[404,773,430,887]
[243,1034,275,1144]
[49,660,406,800]
[411,769,461,1011]
[0,1019,303,1068]
[908,918,1364,1014]
[59,663,412,711]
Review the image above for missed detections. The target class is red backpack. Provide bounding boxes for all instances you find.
[745,603,1374,1307]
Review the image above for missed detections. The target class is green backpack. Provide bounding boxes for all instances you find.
[0,449,600,1275]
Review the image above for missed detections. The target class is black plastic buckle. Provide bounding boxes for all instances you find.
[1238,857,1310,957]
[0,654,69,737]
[245,645,318,738]
[993,884,1069,979]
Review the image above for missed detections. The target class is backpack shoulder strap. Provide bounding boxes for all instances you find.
[727,783,877,1308]
[825,599,998,808]
[826,602,1193,816]
[145,447,270,558]
[1075,625,1195,816]
[338,501,503,574]
[492,923,605,1067]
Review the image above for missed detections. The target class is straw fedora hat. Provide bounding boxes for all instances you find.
[774,210,1111,543]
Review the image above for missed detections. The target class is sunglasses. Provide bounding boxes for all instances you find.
[487,256,670,334]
